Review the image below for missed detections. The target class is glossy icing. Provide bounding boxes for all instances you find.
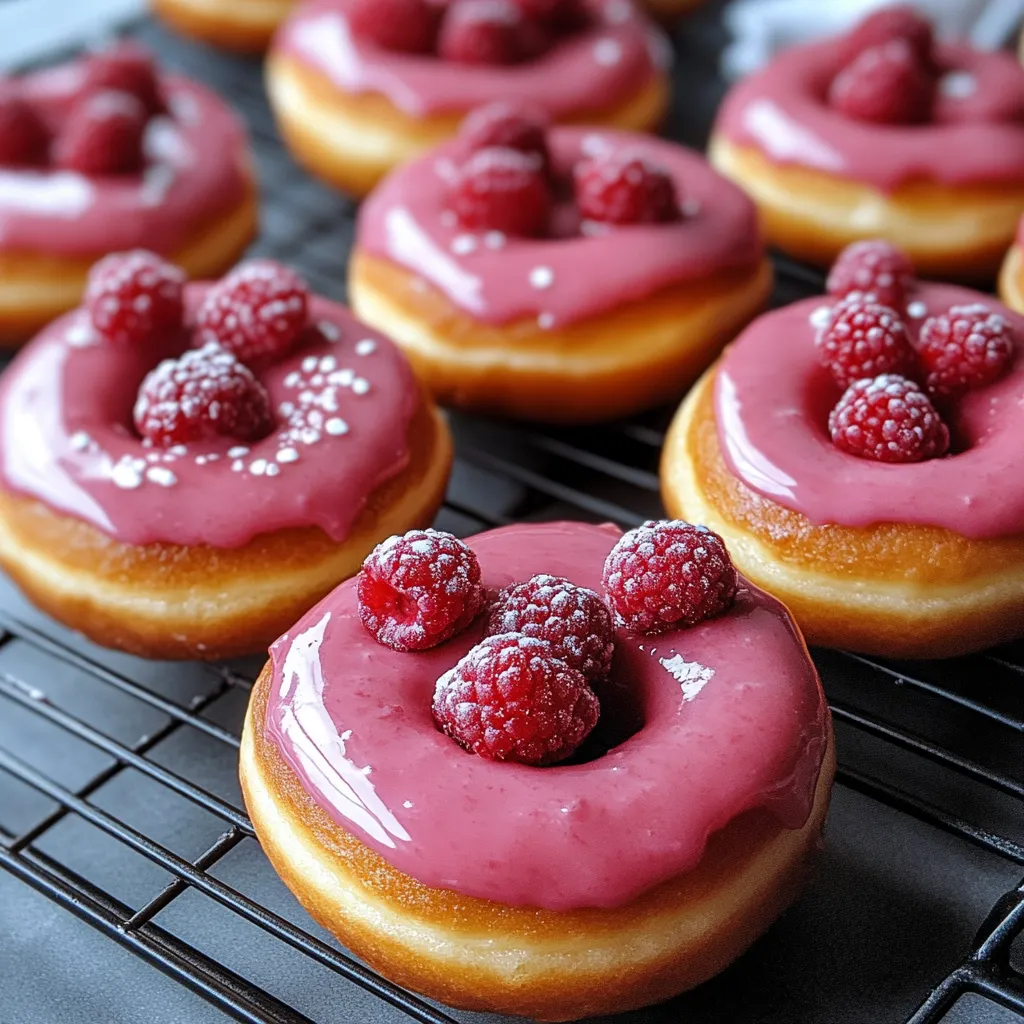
[357,127,763,327]
[0,59,249,257]
[0,287,419,548]
[275,0,666,118]
[716,283,1024,538]
[264,521,829,911]
[715,39,1024,193]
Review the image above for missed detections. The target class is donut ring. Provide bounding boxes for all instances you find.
[0,57,256,347]
[709,38,1024,276]
[267,0,670,197]
[0,287,452,660]
[661,285,1024,659]
[351,127,771,423]
[240,521,833,1020]
[152,0,296,52]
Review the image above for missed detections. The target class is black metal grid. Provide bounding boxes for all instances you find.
[1,7,1023,1024]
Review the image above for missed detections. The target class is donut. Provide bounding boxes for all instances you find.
[0,44,257,347]
[350,118,771,422]
[998,216,1024,314]
[661,244,1024,659]
[152,0,296,52]
[266,0,671,197]
[0,255,452,660]
[708,5,1024,276]
[240,519,834,1020]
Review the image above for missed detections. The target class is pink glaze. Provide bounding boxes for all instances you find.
[715,39,1024,193]
[263,521,829,911]
[716,283,1024,538]
[0,59,249,257]
[274,0,666,118]
[0,286,419,548]
[357,127,763,327]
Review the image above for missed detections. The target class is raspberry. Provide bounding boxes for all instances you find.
[915,304,1016,397]
[446,146,550,236]
[347,0,438,54]
[0,94,50,167]
[486,574,614,682]
[837,4,934,69]
[829,374,949,463]
[439,0,528,65]
[574,151,679,226]
[602,521,738,635]
[459,102,550,172]
[829,40,933,126]
[816,297,914,387]
[195,260,308,367]
[83,44,164,115]
[84,250,186,346]
[54,90,146,175]
[358,530,485,651]
[134,343,272,447]
[432,633,599,765]
[826,239,916,311]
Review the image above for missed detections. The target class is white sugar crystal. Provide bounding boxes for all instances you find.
[310,373,325,387]
[329,369,354,387]
[326,418,350,436]
[169,445,187,456]
[483,231,506,250]
[249,458,268,476]
[302,355,318,373]
[276,447,300,463]
[111,462,143,489]
[69,431,92,452]
[284,371,301,388]
[403,800,413,809]
[451,234,477,256]
[265,463,281,477]
[908,301,928,319]
[146,466,177,487]
[232,459,244,472]
[66,321,96,347]
[529,266,554,290]
[809,305,832,329]
[300,428,321,445]
[351,377,370,395]
[594,38,622,65]
[317,320,340,341]
[228,446,250,458]
[318,355,337,373]
[940,71,976,99]
[278,401,295,417]
[355,338,376,356]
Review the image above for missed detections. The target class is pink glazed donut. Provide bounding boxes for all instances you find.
[240,520,834,1020]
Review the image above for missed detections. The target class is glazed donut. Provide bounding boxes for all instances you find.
[998,219,1024,315]
[152,0,295,52]
[0,45,256,346]
[0,257,451,660]
[709,6,1024,276]
[661,265,1024,659]
[350,121,771,422]
[240,520,834,1021]
[267,0,670,197]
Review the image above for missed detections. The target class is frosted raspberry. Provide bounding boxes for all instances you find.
[816,297,914,387]
[829,374,949,463]
[602,521,738,635]
[358,530,485,651]
[432,633,599,765]
[195,260,308,367]
[347,0,438,53]
[134,342,272,447]
[446,146,550,236]
[0,94,50,167]
[486,574,614,682]
[459,102,550,172]
[54,90,146,175]
[915,304,1016,397]
[829,40,933,125]
[574,151,679,225]
[439,0,528,65]
[827,239,916,311]
[83,44,164,115]
[84,250,186,346]
[837,4,934,69]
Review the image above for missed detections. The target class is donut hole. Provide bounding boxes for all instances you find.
[803,363,844,440]
[563,656,646,764]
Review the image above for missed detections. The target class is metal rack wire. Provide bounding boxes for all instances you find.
[0,9,1022,1024]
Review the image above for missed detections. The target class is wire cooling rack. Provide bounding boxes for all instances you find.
[1,7,1023,1024]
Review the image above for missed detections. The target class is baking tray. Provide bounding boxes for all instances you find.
[0,4,1022,1023]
